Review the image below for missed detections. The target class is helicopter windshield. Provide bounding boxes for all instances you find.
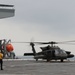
[61,49,66,54]
[55,49,66,55]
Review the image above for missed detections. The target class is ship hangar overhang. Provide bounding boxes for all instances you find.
[0,4,15,19]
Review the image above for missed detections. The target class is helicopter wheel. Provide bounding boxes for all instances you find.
[47,59,50,62]
[61,59,63,62]
[36,59,38,61]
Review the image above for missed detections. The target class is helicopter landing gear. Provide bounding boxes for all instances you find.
[36,58,38,61]
[47,59,50,62]
[61,59,63,62]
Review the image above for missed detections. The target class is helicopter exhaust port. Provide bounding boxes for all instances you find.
[66,51,71,55]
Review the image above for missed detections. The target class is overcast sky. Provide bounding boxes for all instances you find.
[0,0,75,56]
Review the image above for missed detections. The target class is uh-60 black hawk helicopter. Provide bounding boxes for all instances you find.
[24,41,74,62]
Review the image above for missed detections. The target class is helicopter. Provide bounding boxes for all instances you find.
[24,41,74,62]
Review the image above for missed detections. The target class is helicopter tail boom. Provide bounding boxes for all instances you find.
[24,53,34,56]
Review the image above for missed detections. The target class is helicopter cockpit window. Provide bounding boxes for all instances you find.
[55,49,64,54]
[55,49,59,55]
[58,49,66,54]
[59,50,63,54]
[61,50,66,54]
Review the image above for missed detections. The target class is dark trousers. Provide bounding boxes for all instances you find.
[0,59,3,70]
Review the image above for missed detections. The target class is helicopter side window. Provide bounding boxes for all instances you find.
[59,50,63,54]
[58,49,65,54]
[52,50,55,57]
[55,49,59,55]
[61,50,66,54]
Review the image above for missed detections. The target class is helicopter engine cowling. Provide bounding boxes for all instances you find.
[65,51,71,55]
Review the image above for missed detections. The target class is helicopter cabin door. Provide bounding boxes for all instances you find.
[47,50,55,58]
[51,50,55,57]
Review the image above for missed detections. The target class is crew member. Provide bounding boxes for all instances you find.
[0,50,3,70]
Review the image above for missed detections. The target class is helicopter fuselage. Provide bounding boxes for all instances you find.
[24,43,74,62]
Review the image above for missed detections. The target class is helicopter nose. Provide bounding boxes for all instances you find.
[67,54,74,58]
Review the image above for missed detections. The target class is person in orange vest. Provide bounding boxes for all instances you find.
[0,50,3,70]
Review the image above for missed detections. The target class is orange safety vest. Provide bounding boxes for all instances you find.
[0,53,3,59]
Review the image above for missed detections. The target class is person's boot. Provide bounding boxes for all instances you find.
[1,68,3,70]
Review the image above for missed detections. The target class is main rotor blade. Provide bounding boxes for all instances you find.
[11,40,75,45]
[57,42,75,45]
[31,40,75,44]
[11,42,29,43]
[11,41,58,44]
[33,41,58,44]
[58,41,75,43]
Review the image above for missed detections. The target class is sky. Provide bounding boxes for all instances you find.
[0,0,75,56]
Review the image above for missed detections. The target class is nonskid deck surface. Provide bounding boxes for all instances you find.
[0,59,75,75]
